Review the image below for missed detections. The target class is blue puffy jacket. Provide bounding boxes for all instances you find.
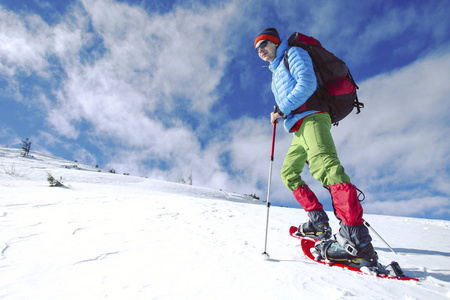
[269,39,319,132]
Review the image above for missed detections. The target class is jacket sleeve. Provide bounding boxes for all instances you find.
[281,47,317,113]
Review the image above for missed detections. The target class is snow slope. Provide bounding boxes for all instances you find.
[0,146,449,300]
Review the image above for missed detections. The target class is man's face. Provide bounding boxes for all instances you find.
[256,40,277,63]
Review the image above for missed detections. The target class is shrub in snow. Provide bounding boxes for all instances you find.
[2,163,19,176]
[47,172,65,187]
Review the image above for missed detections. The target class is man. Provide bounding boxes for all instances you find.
[254,28,378,267]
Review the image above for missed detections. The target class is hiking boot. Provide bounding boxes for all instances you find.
[295,221,332,240]
[315,239,378,268]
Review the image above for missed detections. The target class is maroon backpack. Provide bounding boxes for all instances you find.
[283,32,364,125]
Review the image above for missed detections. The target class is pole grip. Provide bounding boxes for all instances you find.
[270,106,277,160]
[270,122,276,160]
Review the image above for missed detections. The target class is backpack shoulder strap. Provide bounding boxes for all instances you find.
[283,49,291,72]
[283,34,318,73]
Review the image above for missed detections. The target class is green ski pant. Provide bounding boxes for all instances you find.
[281,113,351,191]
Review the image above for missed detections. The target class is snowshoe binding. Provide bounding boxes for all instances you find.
[313,239,379,268]
[294,221,332,240]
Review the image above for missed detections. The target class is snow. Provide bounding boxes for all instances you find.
[1,146,449,300]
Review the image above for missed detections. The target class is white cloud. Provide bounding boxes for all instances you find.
[364,197,450,219]
[33,0,53,10]
[0,9,51,76]
[73,147,97,166]
[0,7,56,105]
[77,0,235,113]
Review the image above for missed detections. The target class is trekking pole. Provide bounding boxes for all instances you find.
[364,220,397,254]
[262,107,278,260]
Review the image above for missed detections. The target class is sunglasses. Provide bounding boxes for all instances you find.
[255,40,270,53]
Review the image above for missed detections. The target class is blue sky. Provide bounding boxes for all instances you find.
[1,0,449,220]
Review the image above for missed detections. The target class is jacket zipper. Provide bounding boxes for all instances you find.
[270,65,282,105]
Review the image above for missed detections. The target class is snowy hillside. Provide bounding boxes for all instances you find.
[0,146,449,300]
